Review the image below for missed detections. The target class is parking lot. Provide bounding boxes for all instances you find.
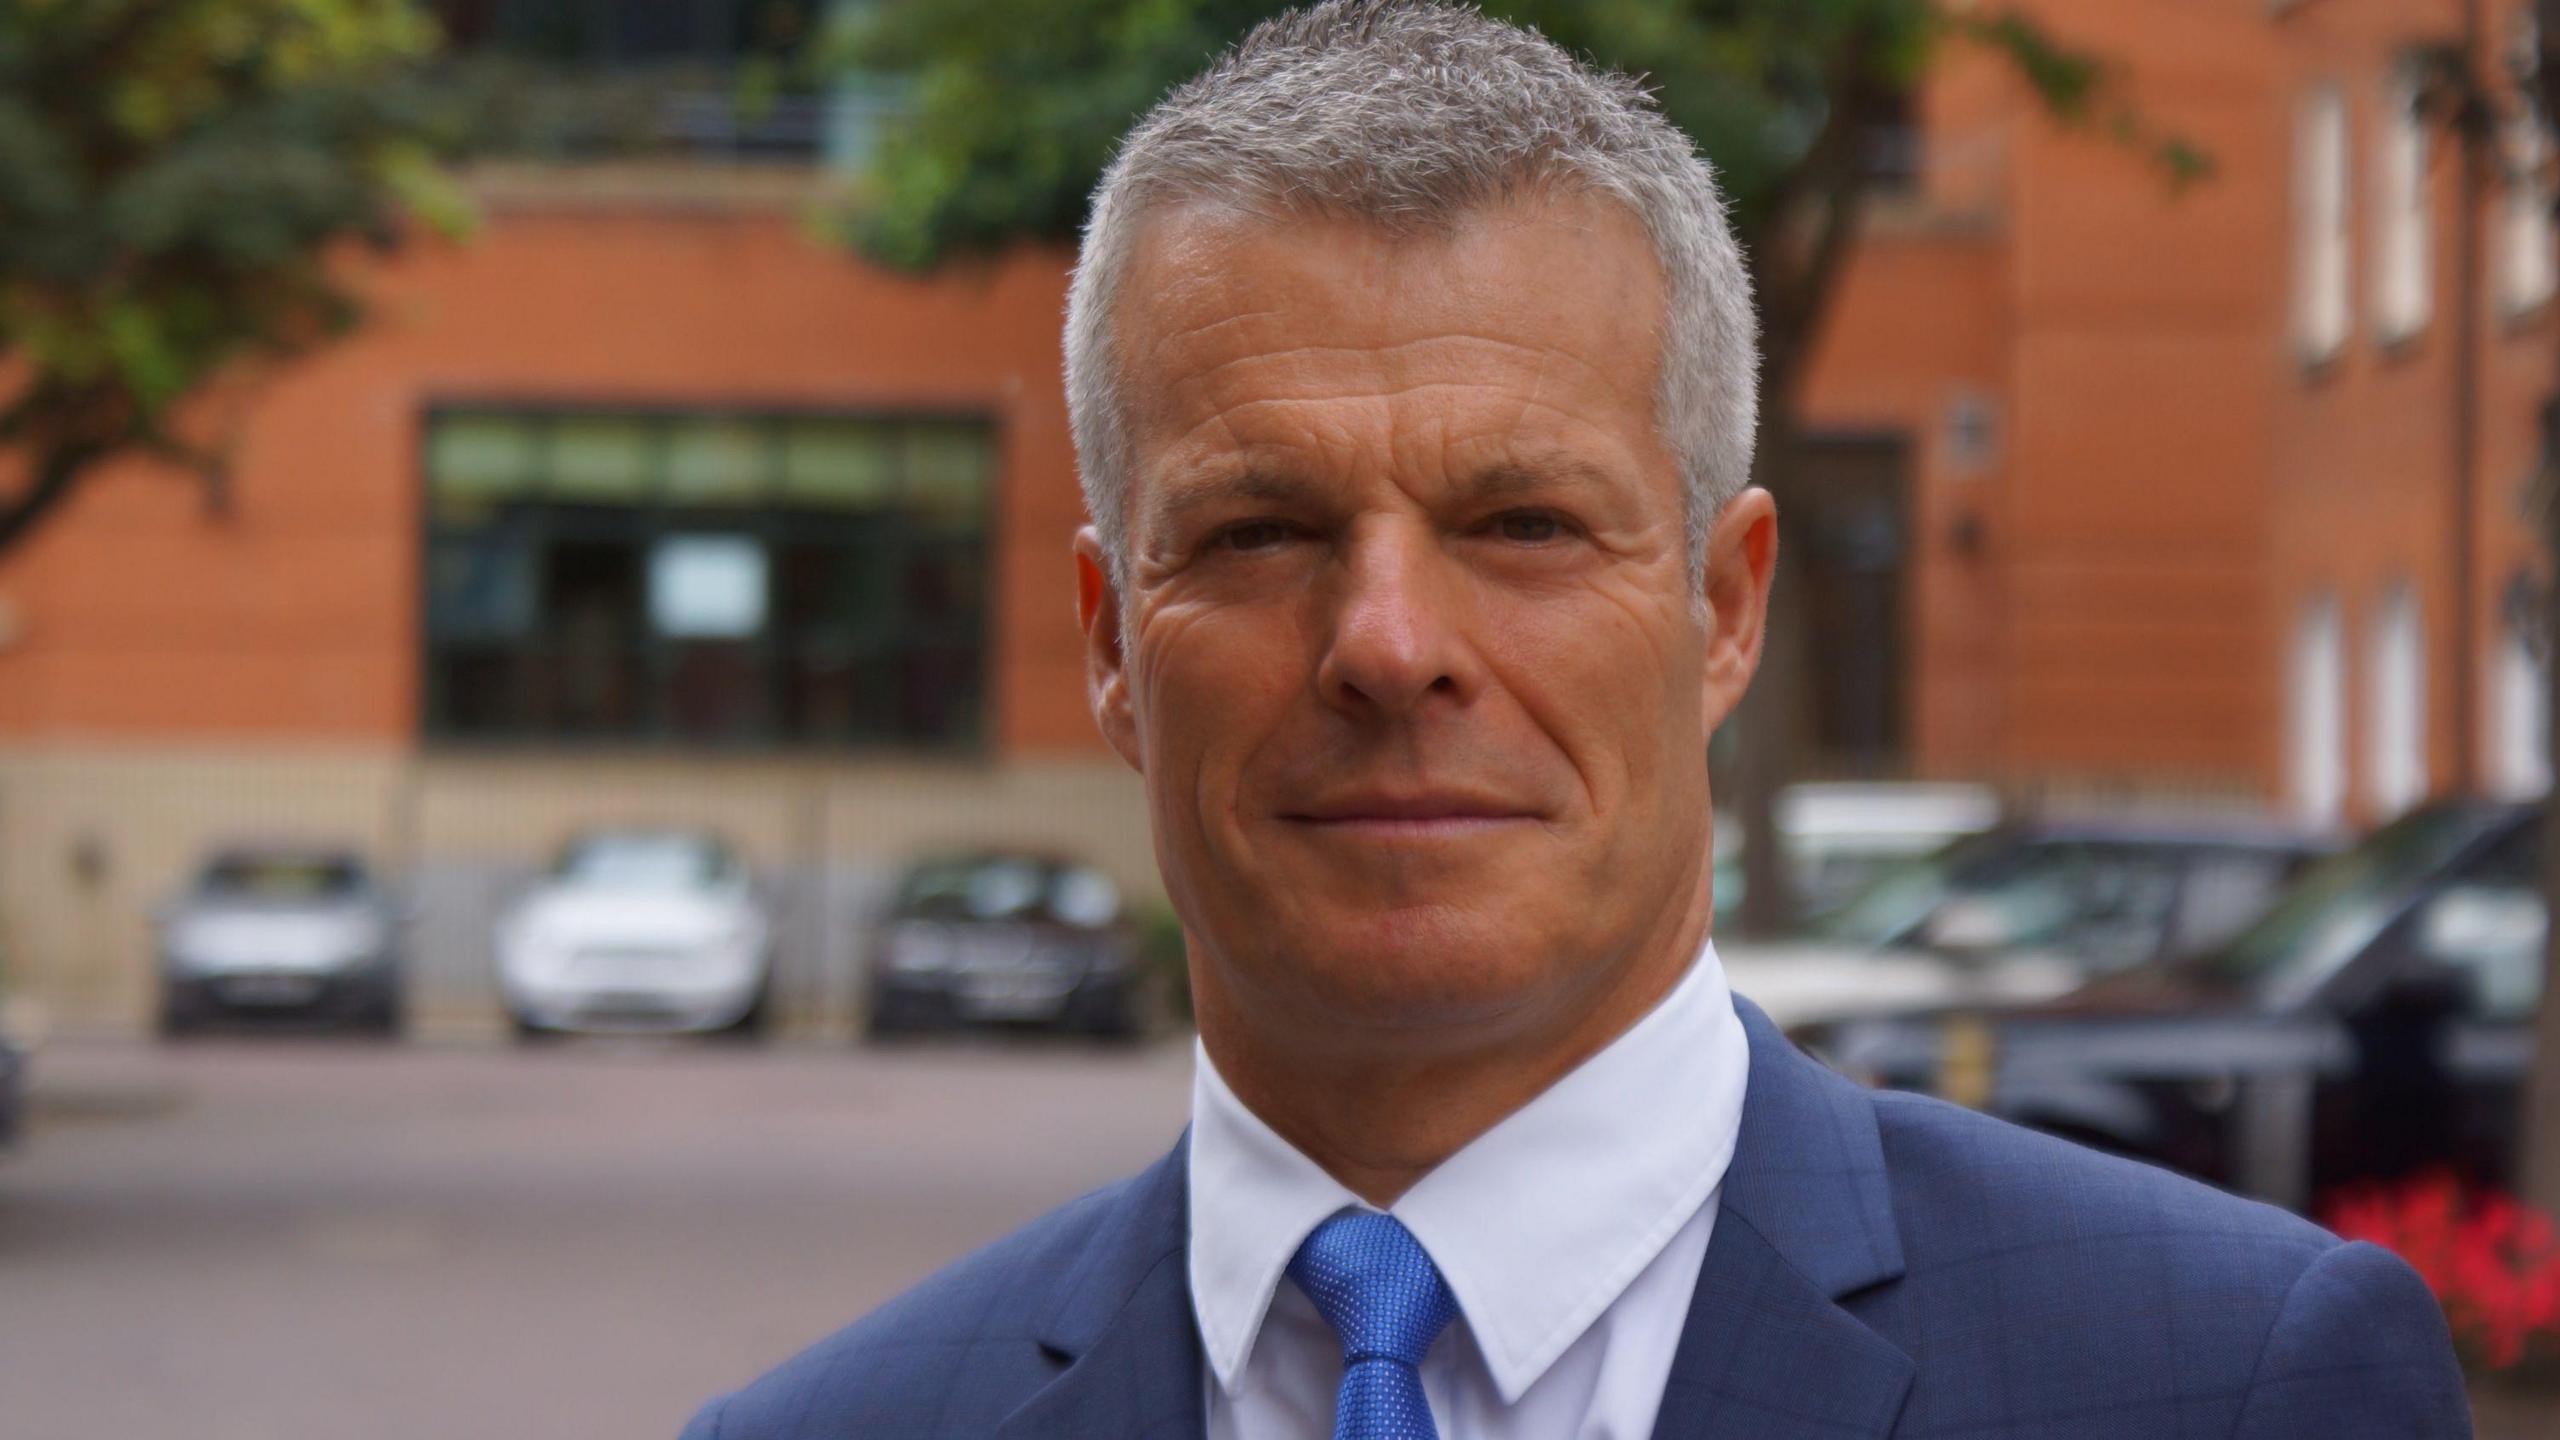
[0,1033,1193,1439]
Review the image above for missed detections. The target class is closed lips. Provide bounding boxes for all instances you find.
[1283,794,1539,823]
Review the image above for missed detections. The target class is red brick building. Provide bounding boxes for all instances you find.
[1798,0,2558,820]
[2,0,2554,1027]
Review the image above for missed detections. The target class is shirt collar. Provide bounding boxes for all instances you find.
[1186,938,1749,1403]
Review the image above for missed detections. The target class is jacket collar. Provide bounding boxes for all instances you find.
[1716,994,1906,1297]
[994,1140,1204,1440]
[996,994,1914,1440]
[1646,995,1914,1438]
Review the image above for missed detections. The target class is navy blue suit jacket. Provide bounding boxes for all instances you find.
[683,998,2470,1438]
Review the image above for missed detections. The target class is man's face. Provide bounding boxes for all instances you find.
[1078,193,1771,1047]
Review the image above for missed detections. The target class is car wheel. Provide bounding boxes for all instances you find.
[508,1012,561,1045]
[361,993,404,1040]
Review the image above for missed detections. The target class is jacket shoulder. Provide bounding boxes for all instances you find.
[682,1175,1134,1440]
[1869,1084,2334,1260]
[1864,1089,2461,1436]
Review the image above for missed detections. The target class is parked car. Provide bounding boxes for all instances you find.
[155,843,404,1036]
[1723,814,2332,1029]
[867,852,1158,1040]
[496,829,772,1038]
[1713,781,2001,926]
[1809,799,2541,1212]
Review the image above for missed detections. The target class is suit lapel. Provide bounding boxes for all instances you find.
[1650,998,1915,1439]
[992,1001,1912,1440]
[993,1138,1206,1440]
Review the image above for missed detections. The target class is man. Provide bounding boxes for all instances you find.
[684,3,2469,1436]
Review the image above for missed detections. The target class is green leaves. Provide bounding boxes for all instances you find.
[831,0,2208,268]
[0,0,459,555]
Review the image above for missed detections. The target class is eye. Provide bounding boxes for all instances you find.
[1492,511,1566,544]
[1215,519,1292,553]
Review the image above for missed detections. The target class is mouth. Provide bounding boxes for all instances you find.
[1279,793,1542,840]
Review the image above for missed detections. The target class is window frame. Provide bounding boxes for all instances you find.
[414,399,1004,755]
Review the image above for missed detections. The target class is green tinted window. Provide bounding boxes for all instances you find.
[549,416,654,500]
[666,418,770,504]
[428,414,540,496]
[422,406,992,750]
[780,420,897,507]
[905,424,991,522]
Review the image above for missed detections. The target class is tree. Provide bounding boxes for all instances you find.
[0,0,463,561]
[838,0,2200,934]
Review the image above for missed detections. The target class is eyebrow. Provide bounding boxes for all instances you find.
[1142,453,1623,536]
[1143,468,1307,536]
[1464,456,1618,501]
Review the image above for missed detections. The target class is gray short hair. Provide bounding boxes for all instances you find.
[1063,0,1758,583]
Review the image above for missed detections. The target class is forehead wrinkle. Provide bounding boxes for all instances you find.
[1173,385,1620,432]
[1164,332,1622,395]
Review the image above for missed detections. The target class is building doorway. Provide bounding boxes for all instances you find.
[1793,434,1913,776]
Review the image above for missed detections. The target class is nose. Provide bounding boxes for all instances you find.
[1315,523,1473,718]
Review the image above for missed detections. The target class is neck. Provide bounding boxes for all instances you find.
[1194,891,1711,1208]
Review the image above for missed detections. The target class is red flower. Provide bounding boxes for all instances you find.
[2323,1171,2560,1371]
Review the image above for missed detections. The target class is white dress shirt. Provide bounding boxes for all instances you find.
[1188,940,1750,1439]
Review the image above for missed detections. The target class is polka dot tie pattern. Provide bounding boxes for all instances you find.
[1285,1212,1459,1440]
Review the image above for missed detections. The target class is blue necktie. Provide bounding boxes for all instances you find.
[1287,1212,1459,1440]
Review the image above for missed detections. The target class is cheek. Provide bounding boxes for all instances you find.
[1485,582,1702,803]
[1130,602,1309,804]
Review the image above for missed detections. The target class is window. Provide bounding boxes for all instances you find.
[2491,589,2550,798]
[2289,594,2348,825]
[2295,86,2353,363]
[2504,102,2558,316]
[422,407,993,748]
[2372,68,2432,344]
[2366,581,2427,819]
[423,0,849,160]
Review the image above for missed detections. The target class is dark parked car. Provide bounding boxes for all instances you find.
[1721,813,2335,1029]
[1814,799,2542,1212]
[156,844,404,1036]
[868,853,1159,1040]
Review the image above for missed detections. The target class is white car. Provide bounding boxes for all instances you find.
[496,830,772,1038]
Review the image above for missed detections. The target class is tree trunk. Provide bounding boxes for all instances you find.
[1727,423,1805,937]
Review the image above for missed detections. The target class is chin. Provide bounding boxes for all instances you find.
[1269,901,1564,1028]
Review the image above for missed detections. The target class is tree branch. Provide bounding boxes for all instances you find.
[0,438,110,560]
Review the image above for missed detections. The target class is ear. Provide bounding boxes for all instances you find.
[1074,527,1144,771]
[1698,487,1778,733]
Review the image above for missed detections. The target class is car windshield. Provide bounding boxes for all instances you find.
[555,834,729,890]
[2187,803,2511,999]
[200,854,365,900]
[894,858,1118,927]
[1804,830,2015,947]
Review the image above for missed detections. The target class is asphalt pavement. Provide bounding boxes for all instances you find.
[0,1030,1193,1439]
[5,1030,2548,1439]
